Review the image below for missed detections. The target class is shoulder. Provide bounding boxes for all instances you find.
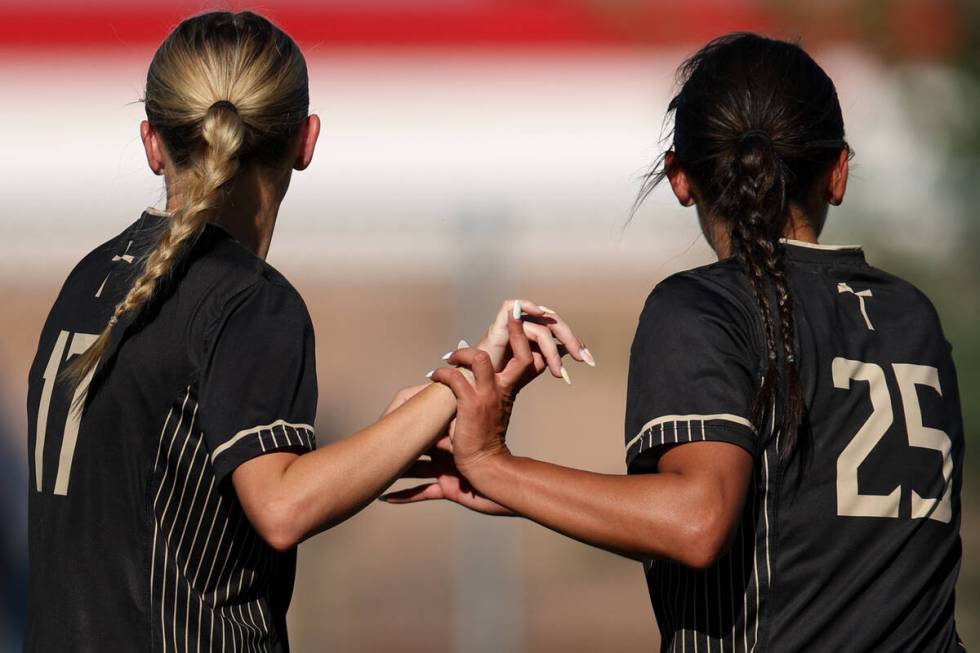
[189,225,307,311]
[864,262,941,314]
[632,260,763,363]
[182,226,312,357]
[188,226,297,294]
[639,259,756,328]
[43,215,152,330]
[859,262,950,344]
[59,217,147,296]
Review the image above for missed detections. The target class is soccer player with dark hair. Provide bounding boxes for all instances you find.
[390,34,965,652]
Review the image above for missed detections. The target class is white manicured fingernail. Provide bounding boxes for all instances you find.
[580,348,596,367]
[425,370,435,379]
[512,300,522,320]
[560,366,572,385]
[443,340,470,360]
[539,305,557,314]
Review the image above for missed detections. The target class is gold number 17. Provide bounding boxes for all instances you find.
[35,330,98,495]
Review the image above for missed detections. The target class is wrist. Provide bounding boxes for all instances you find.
[457,446,512,493]
[477,330,504,370]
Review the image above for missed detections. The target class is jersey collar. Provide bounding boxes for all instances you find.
[779,238,865,263]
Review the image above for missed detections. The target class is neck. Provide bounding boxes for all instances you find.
[707,206,820,260]
[164,165,287,260]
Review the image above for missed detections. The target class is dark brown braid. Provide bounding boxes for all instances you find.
[721,130,798,443]
[636,33,850,457]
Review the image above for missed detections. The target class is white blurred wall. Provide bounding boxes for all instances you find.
[0,47,956,281]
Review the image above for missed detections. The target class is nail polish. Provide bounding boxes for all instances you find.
[512,300,522,320]
[443,340,470,360]
[560,366,572,385]
[580,348,596,367]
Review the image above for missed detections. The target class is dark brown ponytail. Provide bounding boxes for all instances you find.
[637,33,850,457]
[721,130,803,453]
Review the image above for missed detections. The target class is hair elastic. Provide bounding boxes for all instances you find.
[209,100,239,114]
[739,128,771,145]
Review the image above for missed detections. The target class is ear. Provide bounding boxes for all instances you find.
[665,152,696,207]
[293,114,320,171]
[140,120,166,176]
[828,148,849,206]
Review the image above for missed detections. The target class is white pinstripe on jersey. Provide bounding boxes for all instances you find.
[632,413,773,653]
[150,386,309,652]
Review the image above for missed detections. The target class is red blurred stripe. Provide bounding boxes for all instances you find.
[0,1,957,58]
[0,3,773,50]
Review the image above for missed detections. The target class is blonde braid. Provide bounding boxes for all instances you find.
[63,104,244,389]
[61,11,308,396]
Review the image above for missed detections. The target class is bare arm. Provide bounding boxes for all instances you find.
[393,314,753,567]
[232,382,456,551]
[229,299,589,551]
[459,442,751,566]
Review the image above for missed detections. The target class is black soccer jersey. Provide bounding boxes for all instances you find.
[625,240,964,652]
[26,209,318,652]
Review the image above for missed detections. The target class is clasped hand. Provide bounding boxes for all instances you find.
[380,299,589,515]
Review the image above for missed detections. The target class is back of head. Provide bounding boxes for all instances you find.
[145,11,309,170]
[669,33,846,225]
[642,33,850,456]
[66,11,309,389]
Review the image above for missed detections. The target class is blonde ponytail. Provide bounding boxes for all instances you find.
[63,11,308,392]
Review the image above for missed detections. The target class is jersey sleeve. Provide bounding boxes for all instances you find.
[625,274,762,472]
[197,279,318,483]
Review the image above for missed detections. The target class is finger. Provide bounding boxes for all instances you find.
[529,351,548,375]
[507,313,534,365]
[446,347,495,390]
[490,299,547,334]
[533,309,589,365]
[430,367,476,401]
[483,300,547,373]
[500,314,535,388]
[380,483,446,504]
[473,350,495,392]
[445,347,479,367]
[522,321,563,378]
[513,299,548,319]
[429,434,453,454]
[441,339,470,361]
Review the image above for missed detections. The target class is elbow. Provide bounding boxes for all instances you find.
[248,497,307,553]
[677,509,733,570]
[261,524,301,553]
[681,538,729,571]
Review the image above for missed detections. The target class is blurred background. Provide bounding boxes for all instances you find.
[0,0,976,650]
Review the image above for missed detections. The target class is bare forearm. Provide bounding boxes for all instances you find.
[253,383,456,547]
[465,454,730,567]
